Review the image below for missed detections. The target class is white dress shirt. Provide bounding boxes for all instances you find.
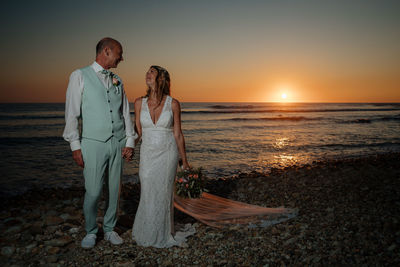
[63,61,137,151]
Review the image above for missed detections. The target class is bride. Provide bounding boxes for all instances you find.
[132,65,195,248]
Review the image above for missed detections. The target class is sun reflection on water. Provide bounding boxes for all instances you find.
[273,154,298,167]
[273,137,290,149]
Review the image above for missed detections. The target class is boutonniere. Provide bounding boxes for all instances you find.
[110,73,122,94]
[112,77,119,86]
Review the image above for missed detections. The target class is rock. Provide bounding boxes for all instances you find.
[68,227,80,234]
[65,215,81,225]
[64,206,77,214]
[60,213,70,220]
[284,237,297,246]
[44,236,73,247]
[4,225,23,235]
[35,234,44,242]
[25,242,38,253]
[1,246,15,257]
[388,243,396,251]
[21,232,34,242]
[46,225,58,234]
[45,216,64,226]
[47,255,59,263]
[104,249,113,255]
[312,256,321,263]
[271,227,279,235]
[62,199,72,205]
[46,246,61,254]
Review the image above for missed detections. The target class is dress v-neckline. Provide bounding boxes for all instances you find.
[146,96,169,127]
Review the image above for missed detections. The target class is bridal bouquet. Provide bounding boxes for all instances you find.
[175,167,207,198]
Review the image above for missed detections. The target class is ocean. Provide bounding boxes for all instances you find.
[1,102,399,196]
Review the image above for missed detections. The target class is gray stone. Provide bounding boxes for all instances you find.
[68,227,80,234]
[60,213,70,220]
[47,255,59,263]
[1,246,15,257]
[388,243,396,251]
[25,242,38,253]
[46,225,58,234]
[5,225,23,235]
[45,216,64,226]
[21,232,34,242]
[46,246,61,254]
[44,236,73,247]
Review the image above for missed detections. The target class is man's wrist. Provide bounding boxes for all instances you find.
[125,137,135,148]
[70,140,81,151]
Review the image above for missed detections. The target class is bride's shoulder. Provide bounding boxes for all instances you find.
[171,97,181,111]
[134,97,144,108]
[135,96,145,103]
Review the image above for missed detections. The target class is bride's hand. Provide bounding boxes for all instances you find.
[181,161,190,170]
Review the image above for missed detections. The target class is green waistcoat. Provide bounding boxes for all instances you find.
[80,66,125,142]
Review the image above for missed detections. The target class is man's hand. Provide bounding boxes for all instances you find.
[72,149,84,168]
[122,147,134,162]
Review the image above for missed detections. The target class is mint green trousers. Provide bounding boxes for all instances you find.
[81,136,125,234]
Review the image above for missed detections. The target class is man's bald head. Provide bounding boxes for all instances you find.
[96,37,122,56]
[95,37,123,69]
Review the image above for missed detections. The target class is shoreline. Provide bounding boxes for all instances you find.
[1,152,399,265]
[2,150,399,199]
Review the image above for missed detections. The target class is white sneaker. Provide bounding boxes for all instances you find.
[81,234,96,248]
[104,231,123,245]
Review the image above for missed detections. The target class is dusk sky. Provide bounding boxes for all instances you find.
[1,0,399,103]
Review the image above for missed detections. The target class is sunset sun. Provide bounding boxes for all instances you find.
[281,93,287,100]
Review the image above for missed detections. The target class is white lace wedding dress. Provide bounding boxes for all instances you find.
[132,96,195,248]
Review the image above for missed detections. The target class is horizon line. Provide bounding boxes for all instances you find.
[1,101,400,104]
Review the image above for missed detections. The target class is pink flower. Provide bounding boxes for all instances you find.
[193,174,198,179]
[185,184,189,188]
[112,77,119,86]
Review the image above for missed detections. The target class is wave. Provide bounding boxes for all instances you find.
[223,116,318,122]
[211,103,400,110]
[314,142,400,150]
[181,108,400,114]
[340,115,400,124]
[210,104,258,109]
[0,136,64,146]
[0,115,64,120]
[219,115,400,123]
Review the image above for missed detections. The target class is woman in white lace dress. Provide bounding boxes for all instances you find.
[132,65,195,248]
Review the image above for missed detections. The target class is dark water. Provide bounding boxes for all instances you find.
[1,102,399,196]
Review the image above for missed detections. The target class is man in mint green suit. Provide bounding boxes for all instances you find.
[63,37,137,248]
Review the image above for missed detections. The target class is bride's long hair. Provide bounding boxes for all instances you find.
[145,65,171,106]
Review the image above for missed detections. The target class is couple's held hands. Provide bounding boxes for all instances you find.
[72,147,134,167]
[122,147,134,162]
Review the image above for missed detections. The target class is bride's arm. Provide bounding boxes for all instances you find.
[172,98,189,169]
[134,97,142,146]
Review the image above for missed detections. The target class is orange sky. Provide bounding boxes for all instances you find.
[1,1,399,103]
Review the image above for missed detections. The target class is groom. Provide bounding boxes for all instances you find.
[63,37,137,248]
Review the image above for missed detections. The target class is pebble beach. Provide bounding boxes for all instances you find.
[1,152,399,266]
